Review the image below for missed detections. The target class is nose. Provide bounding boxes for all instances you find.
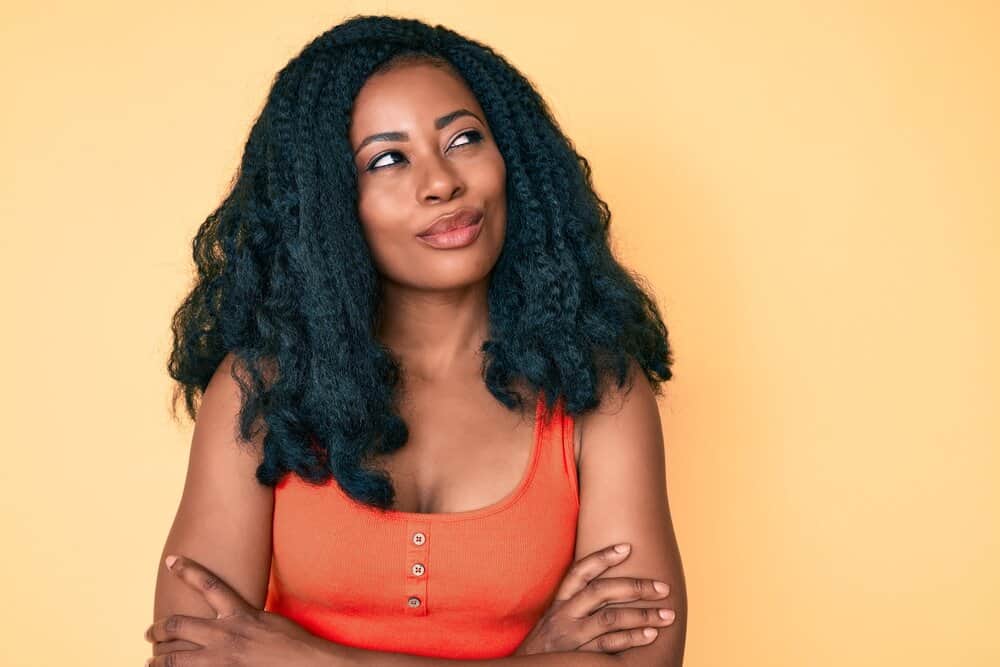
[418,153,465,203]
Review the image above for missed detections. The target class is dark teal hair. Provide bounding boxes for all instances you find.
[167,14,674,511]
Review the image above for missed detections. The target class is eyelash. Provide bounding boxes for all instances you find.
[365,129,485,172]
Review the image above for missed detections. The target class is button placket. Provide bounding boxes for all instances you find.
[404,520,431,615]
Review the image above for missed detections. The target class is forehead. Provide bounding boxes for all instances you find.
[348,63,483,140]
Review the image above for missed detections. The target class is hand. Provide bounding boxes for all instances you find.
[143,554,350,666]
[513,543,675,655]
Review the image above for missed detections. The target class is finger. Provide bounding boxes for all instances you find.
[144,613,227,646]
[552,543,632,602]
[147,647,215,666]
[581,604,675,641]
[577,627,661,654]
[563,576,670,618]
[148,639,201,656]
[164,554,253,618]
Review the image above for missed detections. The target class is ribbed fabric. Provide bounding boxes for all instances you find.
[263,393,580,659]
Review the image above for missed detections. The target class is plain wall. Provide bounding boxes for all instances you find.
[1,1,997,665]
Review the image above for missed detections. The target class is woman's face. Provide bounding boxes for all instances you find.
[348,62,507,291]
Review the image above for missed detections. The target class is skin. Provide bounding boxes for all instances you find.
[148,60,686,665]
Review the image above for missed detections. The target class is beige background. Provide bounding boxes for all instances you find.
[2,1,997,665]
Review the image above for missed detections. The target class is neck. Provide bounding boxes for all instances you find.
[376,275,490,382]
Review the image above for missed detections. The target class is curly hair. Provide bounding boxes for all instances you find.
[166,14,674,512]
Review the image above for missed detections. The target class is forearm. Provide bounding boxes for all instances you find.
[336,644,621,666]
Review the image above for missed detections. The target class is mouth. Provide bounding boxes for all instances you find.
[417,206,484,238]
[415,211,485,249]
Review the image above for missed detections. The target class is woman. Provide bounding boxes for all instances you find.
[146,14,686,666]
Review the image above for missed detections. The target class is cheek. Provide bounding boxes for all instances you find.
[483,148,507,194]
[356,188,409,272]
[357,180,395,226]
[488,159,508,223]
[356,176,410,233]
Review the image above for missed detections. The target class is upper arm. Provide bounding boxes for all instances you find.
[574,359,687,666]
[151,352,275,648]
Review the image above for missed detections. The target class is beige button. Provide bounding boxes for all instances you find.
[407,596,421,608]
[411,562,425,576]
[412,532,426,546]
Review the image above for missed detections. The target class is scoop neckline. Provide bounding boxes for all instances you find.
[328,393,549,522]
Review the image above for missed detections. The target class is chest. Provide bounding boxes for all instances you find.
[370,388,581,515]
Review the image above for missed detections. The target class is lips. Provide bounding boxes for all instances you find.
[417,206,484,237]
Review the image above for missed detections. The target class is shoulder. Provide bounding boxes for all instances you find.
[576,358,660,463]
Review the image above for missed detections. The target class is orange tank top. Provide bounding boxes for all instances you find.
[263,393,580,659]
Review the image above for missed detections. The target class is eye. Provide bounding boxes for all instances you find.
[450,129,483,149]
[365,129,485,172]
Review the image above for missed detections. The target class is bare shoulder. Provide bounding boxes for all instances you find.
[574,359,656,465]
[151,352,276,648]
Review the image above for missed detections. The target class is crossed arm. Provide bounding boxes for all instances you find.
[150,355,685,665]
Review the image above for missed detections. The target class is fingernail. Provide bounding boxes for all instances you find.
[614,543,630,553]
[643,628,658,638]
[659,608,675,620]
[654,581,669,593]
[165,555,177,570]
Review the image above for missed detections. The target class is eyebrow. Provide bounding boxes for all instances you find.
[352,108,485,159]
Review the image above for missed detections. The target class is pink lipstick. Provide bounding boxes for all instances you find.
[416,208,485,249]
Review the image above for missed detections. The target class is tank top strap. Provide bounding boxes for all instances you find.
[535,393,580,510]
